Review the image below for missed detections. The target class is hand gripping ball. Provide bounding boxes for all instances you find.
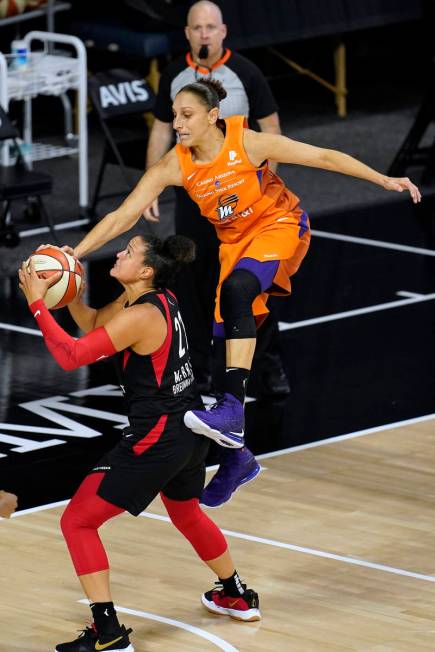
[27,247,83,310]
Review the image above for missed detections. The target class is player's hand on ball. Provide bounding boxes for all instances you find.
[18,259,61,305]
[60,245,77,257]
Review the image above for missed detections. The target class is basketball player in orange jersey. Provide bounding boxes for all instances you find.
[19,234,261,652]
[60,78,421,509]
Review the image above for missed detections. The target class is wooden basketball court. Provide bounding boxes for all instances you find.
[2,417,435,651]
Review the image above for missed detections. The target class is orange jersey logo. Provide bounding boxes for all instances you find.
[176,115,301,243]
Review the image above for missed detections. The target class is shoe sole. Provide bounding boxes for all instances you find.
[184,411,244,448]
[200,463,261,509]
[201,594,261,622]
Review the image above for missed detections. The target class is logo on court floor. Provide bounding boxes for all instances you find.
[215,193,239,221]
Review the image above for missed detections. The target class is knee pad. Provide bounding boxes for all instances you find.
[220,269,260,339]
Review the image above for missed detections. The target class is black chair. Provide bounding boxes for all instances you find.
[88,68,156,215]
[0,105,58,247]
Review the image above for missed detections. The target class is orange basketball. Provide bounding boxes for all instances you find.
[26,247,83,310]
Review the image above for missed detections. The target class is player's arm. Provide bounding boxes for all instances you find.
[143,118,174,220]
[257,112,281,173]
[18,261,164,370]
[243,129,422,203]
[74,149,183,259]
[68,286,127,333]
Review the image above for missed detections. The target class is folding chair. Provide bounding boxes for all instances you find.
[0,105,58,247]
[88,68,155,215]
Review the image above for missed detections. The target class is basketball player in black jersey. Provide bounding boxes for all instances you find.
[19,234,260,652]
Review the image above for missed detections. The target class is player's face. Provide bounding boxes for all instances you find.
[173,92,218,146]
[185,4,227,62]
[111,237,150,283]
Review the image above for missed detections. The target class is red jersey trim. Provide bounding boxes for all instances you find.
[185,48,232,75]
[150,293,173,387]
[133,414,168,456]
[123,350,131,370]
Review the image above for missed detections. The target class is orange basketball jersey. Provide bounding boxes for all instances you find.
[175,115,302,244]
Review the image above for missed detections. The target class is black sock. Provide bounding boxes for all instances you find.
[219,570,246,597]
[90,601,120,636]
[225,367,249,403]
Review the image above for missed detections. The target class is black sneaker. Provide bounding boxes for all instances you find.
[54,624,134,651]
[201,584,261,622]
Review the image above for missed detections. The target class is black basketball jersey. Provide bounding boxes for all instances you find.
[117,289,201,423]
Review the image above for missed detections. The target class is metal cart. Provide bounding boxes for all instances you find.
[0,31,88,215]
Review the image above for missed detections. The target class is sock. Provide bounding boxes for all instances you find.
[225,367,249,404]
[219,570,246,597]
[90,601,120,636]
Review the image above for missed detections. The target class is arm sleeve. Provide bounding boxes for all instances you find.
[29,299,117,371]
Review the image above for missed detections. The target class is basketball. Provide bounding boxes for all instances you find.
[26,247,83,310]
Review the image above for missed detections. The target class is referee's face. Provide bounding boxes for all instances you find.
[185,2,227,63]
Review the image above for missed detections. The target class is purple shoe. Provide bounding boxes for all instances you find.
[201,447,261,508]
[184,392,245,448]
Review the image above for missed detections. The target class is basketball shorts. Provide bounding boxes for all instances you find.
[214,210,311,324]
[90,411,210,516]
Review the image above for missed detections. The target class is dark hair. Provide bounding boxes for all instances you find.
[139,234,195,287]
[177,78,227,110]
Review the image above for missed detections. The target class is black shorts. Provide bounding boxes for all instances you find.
[90,411,209,516]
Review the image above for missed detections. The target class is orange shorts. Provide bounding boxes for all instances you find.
[214,211,311,324]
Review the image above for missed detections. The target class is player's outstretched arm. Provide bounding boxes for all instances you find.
[73,149,183,259]
[244,130,422,204]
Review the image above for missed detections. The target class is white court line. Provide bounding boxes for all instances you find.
[7,414,435,585]
[0,322,42,336]
[254,413,435,461]
[396,290,425,298]
[312,229,435,257]
[279,292,435,330]
[10,413,435,519]
[138,511,435,584]
[18,218,90,238]
[78,600,239,652]
[3,293,434,339]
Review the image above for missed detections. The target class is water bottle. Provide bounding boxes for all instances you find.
[11,39,28,70]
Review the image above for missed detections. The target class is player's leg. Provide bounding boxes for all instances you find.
[161,440,261,622]
[56,472,133,651]
[184,259,278,448]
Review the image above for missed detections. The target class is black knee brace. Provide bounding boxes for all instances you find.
[220,269,261,339]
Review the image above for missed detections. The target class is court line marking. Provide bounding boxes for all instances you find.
[139,512,435,585]
[18,218,89,238]
[78,600,239,652]
[8,492,435,585]
[6,414,435,584]
[311,228,435,257]
[8,413,435,519]
[0,322,42,336]
[254,413,435,461]
[2,291,434,339]
[278,292,435,330]
[396,290,425,298]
